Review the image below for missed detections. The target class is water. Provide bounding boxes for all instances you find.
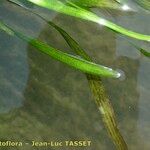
[0,1,150,150]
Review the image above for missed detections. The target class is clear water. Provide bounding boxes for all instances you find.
[0,1,150,150]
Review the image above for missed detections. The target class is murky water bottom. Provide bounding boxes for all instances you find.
[0,1,150,150]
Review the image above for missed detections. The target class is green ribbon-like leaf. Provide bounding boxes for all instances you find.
[0,21,120,78]
[67,0,121,9]
[26,0,150,41]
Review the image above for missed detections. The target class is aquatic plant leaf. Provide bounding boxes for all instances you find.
[7,0,34,8]
[27,0,150,41]
[0,21,14,36]
[47,21,128,150]
[132,43,150,58]
[5,2,128,148]
[0,21,120,78]
[67,0,121,9]
[139,48,150,57]
[20,6,127,148]
[8,0,150,60]
[123,37,150,58]
[45,18,128,149]
[135,0,150,11]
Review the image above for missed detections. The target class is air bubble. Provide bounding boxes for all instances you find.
[116,69,126,81]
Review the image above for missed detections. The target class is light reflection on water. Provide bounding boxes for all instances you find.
[0,0,150,149]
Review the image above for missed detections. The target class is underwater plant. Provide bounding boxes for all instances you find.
[26,0,150,41]
[135,0,150,11]
[0,0,150,150]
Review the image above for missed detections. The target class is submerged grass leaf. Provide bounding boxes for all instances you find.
[27,0,150,41]
[139,48,150,57]
[49,20,128,150]
[0,21,120,78]
[5,1,128,149]
[48,22,128,150]
[8,0,150,59]
[135,0,150,11]
[67,0,121,9]
[122,37,150,58]
[0,21,14,36]
[10,3,128,148]
[130,43,150,58]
